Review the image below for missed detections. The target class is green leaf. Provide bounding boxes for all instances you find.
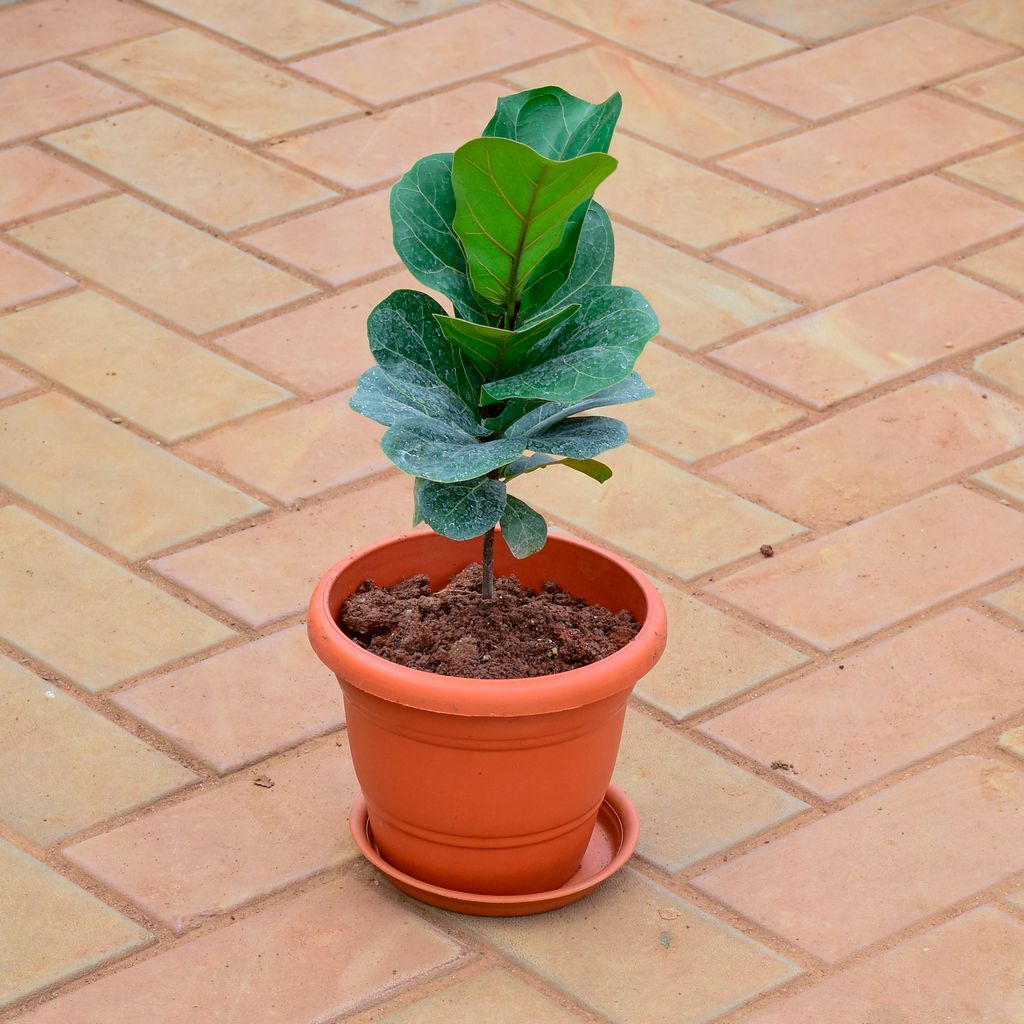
[505,372,653,437]
[390,154,497,324]
[415,478,507,540]
[368,289,483,411]
[503,455,612,483]
[483,87,621,160]
[483,286,658,405]
[352,365,487,437]
[561,457,613,483]
[451,138,616,314]
[434,303,579,377]
[526,415,627,459]
[519,200,614,325]
[382,416,525,482]
[499,495,547,558]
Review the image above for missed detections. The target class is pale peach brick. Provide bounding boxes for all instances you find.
[0,240,72,308]
[14,875,461,1024]
[712,268,1024,409]
[0,364,33,400]
[941,56,1024,121]
[0,0,168,73]
[346,0,478,23]
[0,146,106,224]
[724,17,1013,120]
[702,609,1024,800]
[521,0,796,75]
[243,190,397,287]
[949,140,1024,206]
[710,373,1024,528]
[960,235,1024,296]
[744,907,1024,1023]
[707,486,1024,650]
[696,756,1024,962]
[722,0,949,40]
[947,0,1024,47]
[181,391,389,504]
[269,82,507,191]
[984,579,1024,623]
[293,3,582,105]
[975,455,1024,506]
[113,625,343,774]
[718,176,1024,304]
[721,94,1014,204]
[508,46,797,159]
[64,741,360,932]
[1000,725,1024,759]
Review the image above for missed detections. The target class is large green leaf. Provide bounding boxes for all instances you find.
[451,138,616,316]
[519,200,614,325]
[503,455,612,483]
[368,289,483,411]
[499,495,547,558]
[483,87,621,160]
[382,416,525,482]
[483,287,658,405]
[434,303,578,377]
[526,415,627,459]
[414,478,507,540]
[504,373,652,437]
[390,154,496,324]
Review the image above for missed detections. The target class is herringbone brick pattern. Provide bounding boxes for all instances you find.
[1,1,1023,1021]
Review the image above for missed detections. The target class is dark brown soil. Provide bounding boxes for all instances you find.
[339,564,638,679]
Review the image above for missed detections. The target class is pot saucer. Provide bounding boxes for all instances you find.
[349,784,639,917]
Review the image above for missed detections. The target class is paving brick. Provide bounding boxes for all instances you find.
[723,17,1013,121]
[960,235,1024,296]
[712,268,1024,409]
[0,839,151,1011]
[721,94,1014,204]
[345,0,479,23]
[702,608,1024,800]
[620,343,803,463]
[718,176,1024,304]
[83,29,358,143]
[710,373,1024,529]
[515,444,805,581]
[214,271,426,395]
[0,393,267,559]
[372,969,581,1024]
[14,875,460,1024]
[708,486,1024,650]
[0,655,195,844]
[522,0,795,76]
[9,195,316,333]
[0,62,137,146]
[144,0,375,59]
[1001,725,1024,758]
[0,240,71,308]
[0,291,291,443]
[293,3,581,105]
[113,625,343,774]
[947,0,1024,46]
[243,190,396,287]
[616,710,807,872]
[460,869,801,1024]
[46,106,337,233]
[984,579,1024,622]
[949,140,1024,207]
[0,0,168,73]
[508,46,798,160]
[151,475,417,628]
[182,392,388,504]
[0,146,107,224]
[268,82,506,191]
[635,584,809,721]
[696,756,1024,962]
[720,0,946,40]
[0,507,233,692]
[603,134,799,250]
[614,226,798,351]
[0,363,33,399]
[65,740,361,933]
[744,906,1024,1023]
[941,56,1024,121]
[975,455,1024,505]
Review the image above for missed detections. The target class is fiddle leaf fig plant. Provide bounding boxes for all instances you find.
[351,86,659,598]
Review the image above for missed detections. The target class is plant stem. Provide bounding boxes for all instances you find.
[481,527,495,599]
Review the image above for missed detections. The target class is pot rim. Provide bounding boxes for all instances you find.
[307,529,667,718]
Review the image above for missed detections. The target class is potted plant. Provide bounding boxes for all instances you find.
[308,86,667,915]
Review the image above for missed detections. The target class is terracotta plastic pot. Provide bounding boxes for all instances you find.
[308,529,667,896]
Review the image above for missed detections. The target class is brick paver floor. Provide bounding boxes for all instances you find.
[2,0,1024,1021]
